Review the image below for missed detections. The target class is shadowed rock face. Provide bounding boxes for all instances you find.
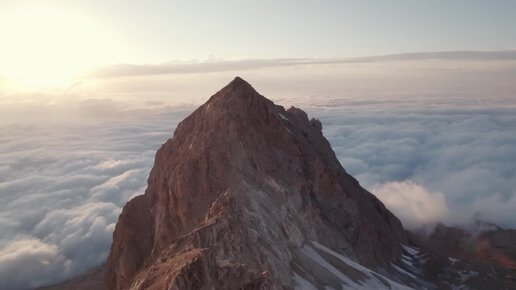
[104,77,407,289]
[406,224,516,289]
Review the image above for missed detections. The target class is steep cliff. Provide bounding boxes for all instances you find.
[104,77,407,289]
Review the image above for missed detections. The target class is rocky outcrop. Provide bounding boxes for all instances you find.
[410,223,516,270]
[104,77,407,289]
[407,224,516,289]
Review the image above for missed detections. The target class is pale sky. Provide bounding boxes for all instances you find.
[0,0,515,90]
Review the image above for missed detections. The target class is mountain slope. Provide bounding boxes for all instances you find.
[34,266,104,290]
[104,77,407,289]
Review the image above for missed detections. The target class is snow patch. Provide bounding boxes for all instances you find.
[293,241,415,290]
[279,113,289,121]
[449,257,460,264]
[400,245,424,274]
[400,255,419,273]
[391,263,417,280]
[293,272,318,290]
[401,245,419,256]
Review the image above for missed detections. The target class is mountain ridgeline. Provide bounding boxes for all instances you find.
[37,78,516,290]
[104,77,408,289]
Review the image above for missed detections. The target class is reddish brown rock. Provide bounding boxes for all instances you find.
[104,77,407,289]
[411,223,516,270]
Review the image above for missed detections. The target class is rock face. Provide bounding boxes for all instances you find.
[104,77,407,289]
[407,224,516,289]
[411,223,516,270]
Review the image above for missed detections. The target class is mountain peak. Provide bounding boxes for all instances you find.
[209,76,264,105]
[228,76,251,88]
[187,76,276,125]
[105,78,407,290]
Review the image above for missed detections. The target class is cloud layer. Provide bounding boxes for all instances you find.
[373,181,449,230]
[0,56,515,289]
[316,107,516,229]
[0,112,188,289]
[2,103,514,289]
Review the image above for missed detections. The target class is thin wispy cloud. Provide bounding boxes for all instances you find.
[88,50,516,79]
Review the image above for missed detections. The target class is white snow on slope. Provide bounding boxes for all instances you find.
[391,263,418,280]
[293,241,415,290]
[449,257,460,264]
[400,244,428,274]
[401,245,419,256]
[292,272,319,290]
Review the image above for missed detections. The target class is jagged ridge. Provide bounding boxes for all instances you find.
[105,77,407,289]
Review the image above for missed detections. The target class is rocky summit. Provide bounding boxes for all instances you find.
[38,78,516,290]
[104,77,408,289]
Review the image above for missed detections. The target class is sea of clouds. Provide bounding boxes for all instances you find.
[0,109,190,289]
[0,53,515,289]
[316,107,516,230]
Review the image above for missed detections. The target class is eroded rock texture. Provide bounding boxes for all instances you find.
[105,77,407,289]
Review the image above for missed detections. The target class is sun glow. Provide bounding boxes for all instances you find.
[0,5,121,90]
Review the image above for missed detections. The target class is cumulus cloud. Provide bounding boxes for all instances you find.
[0,239,69,290]
[373,181,449,230]
[0,111,188,289]
[1,104,513,289]
[316,108,516,228]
